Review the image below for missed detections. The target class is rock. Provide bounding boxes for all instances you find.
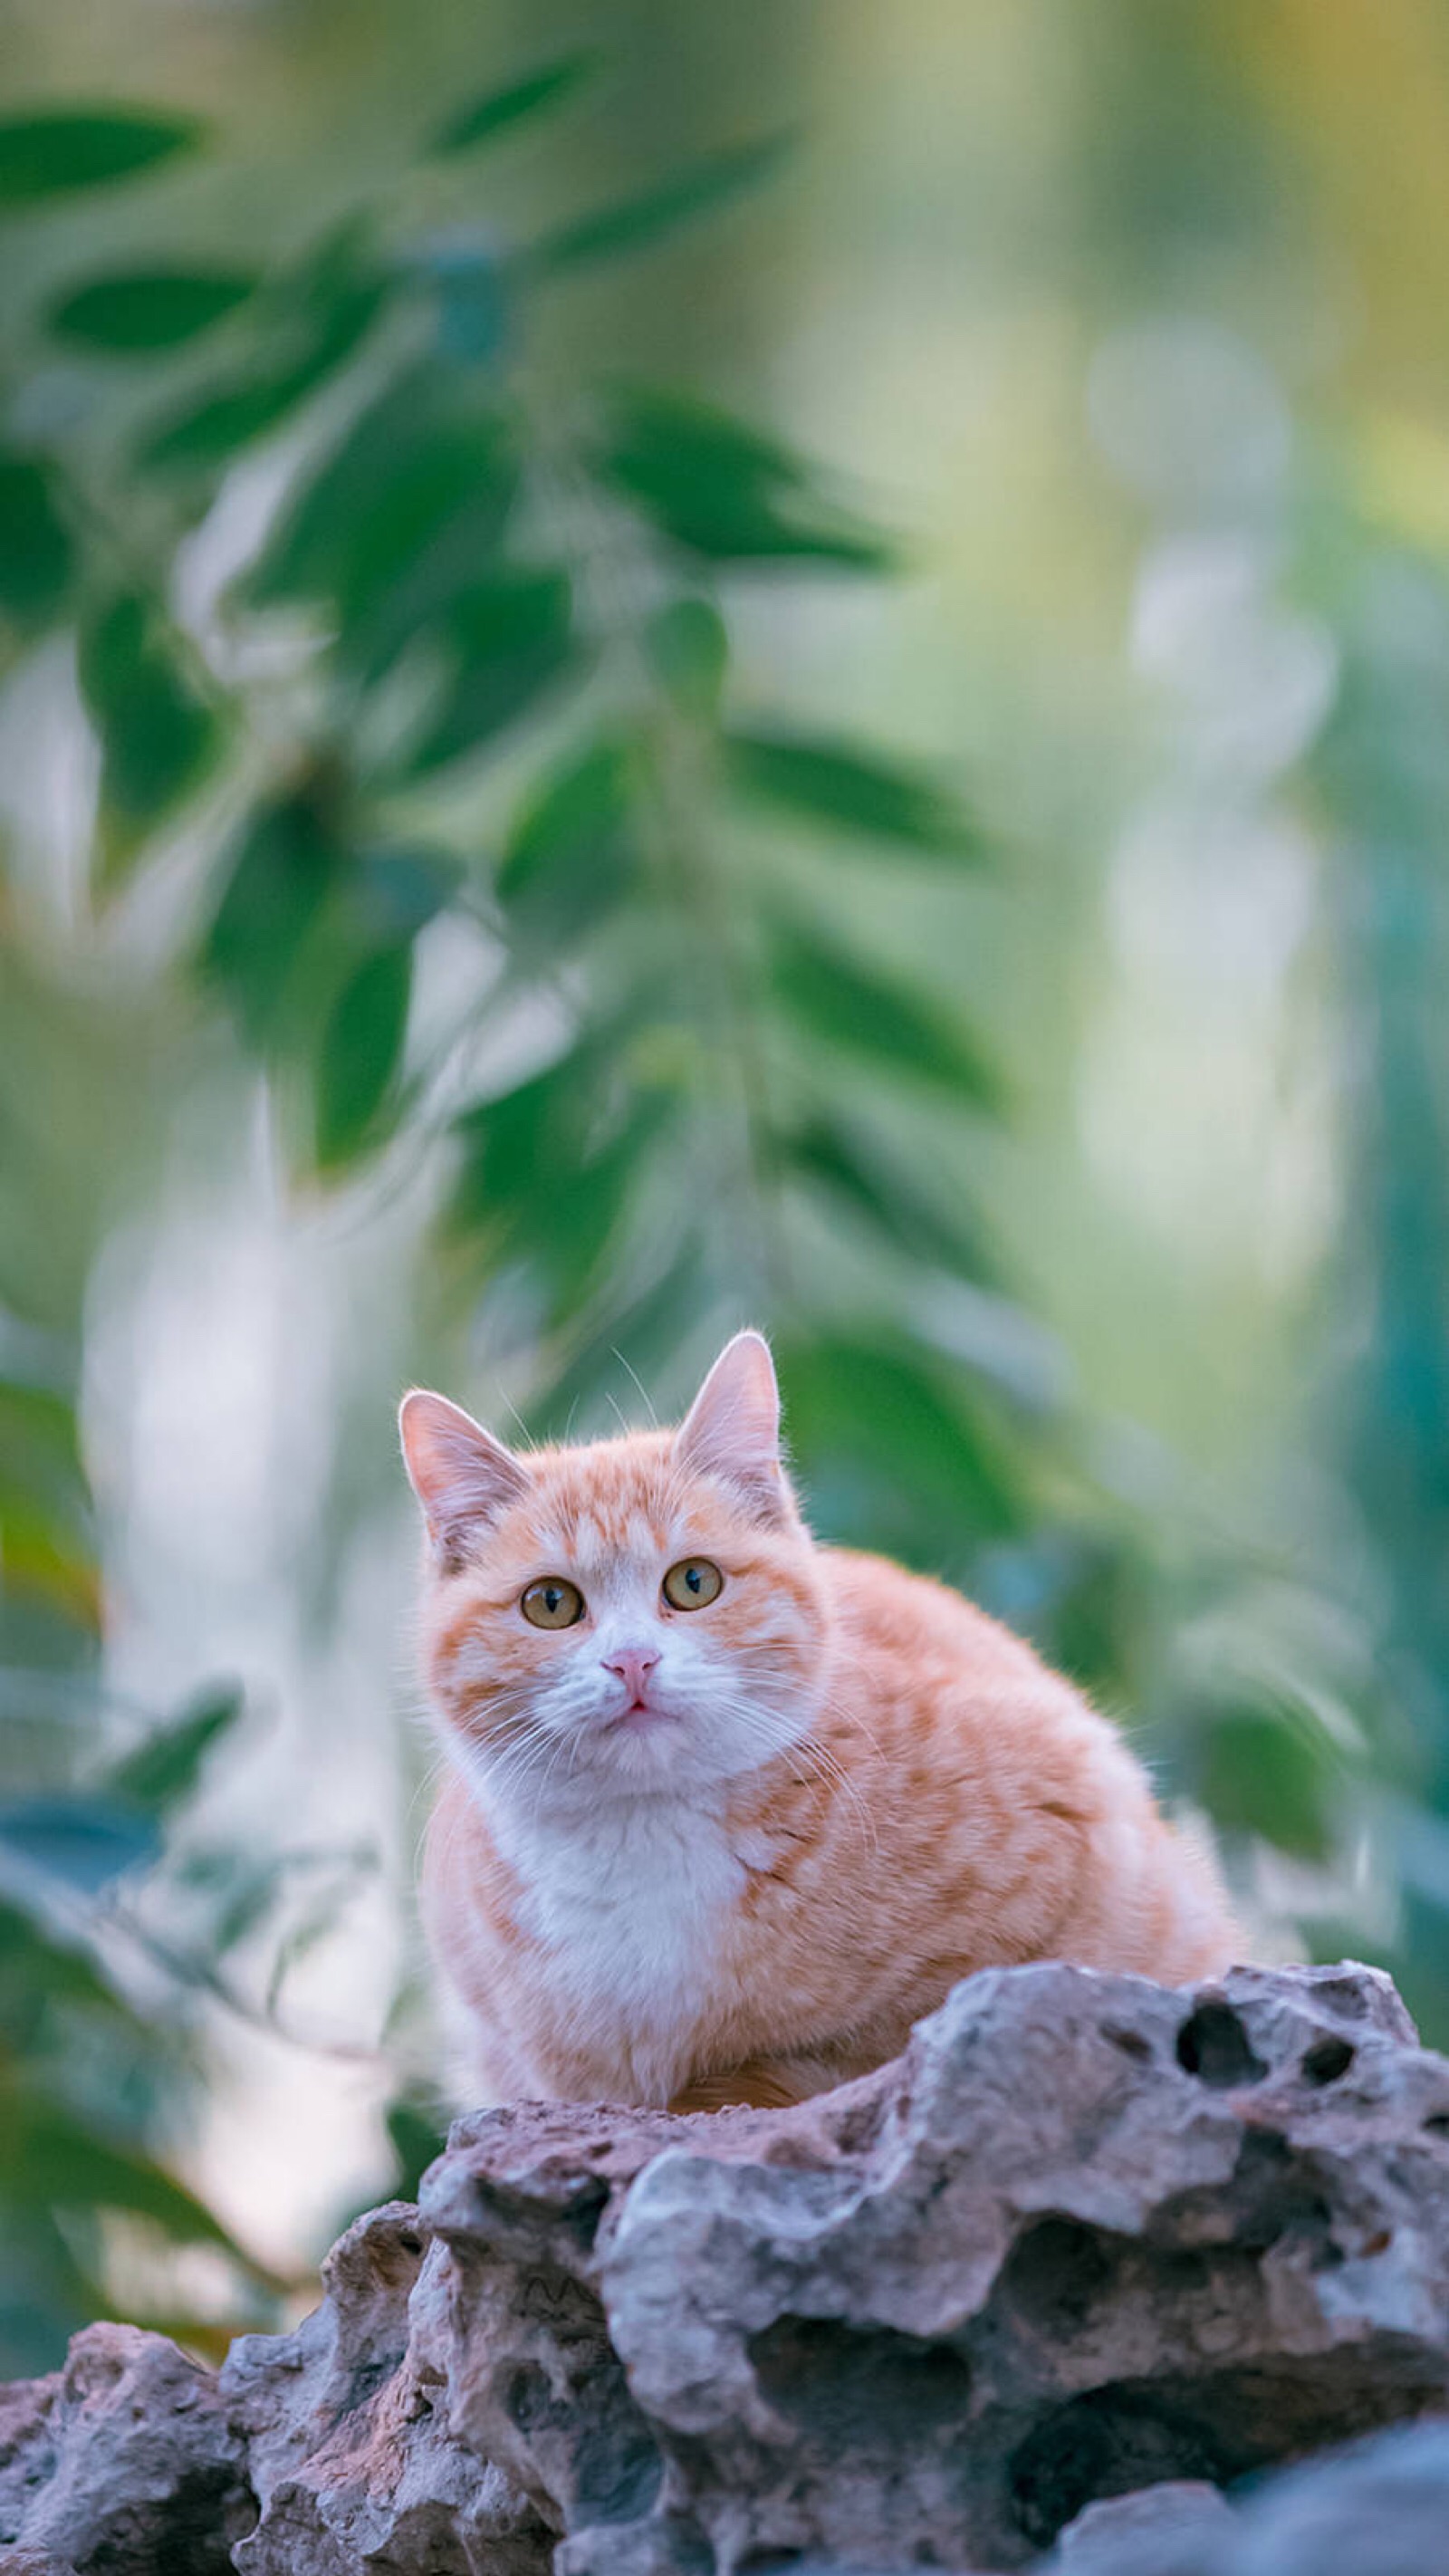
[1223,2416,1449,2576]
[222,2199,552,2576]
[1036,2417,1449,2573]
[1049,2480,1236,2567]
[3,1961,1449,2574]
[422,1958,1449,2572]
[0,2321,252,2574]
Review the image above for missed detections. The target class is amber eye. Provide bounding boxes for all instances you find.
[662,1557,723,1611]
[521,1578,585,1630]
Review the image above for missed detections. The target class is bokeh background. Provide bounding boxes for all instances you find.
[3,0,1448,2372]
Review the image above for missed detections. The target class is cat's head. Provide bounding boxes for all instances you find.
[400,1332,826,1804]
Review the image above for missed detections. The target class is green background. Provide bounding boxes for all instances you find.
[2,0,1447,2370]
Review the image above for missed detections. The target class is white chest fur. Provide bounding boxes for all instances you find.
[487,1786,745,2102]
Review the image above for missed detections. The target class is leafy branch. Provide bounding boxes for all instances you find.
[2,62,1022,1544]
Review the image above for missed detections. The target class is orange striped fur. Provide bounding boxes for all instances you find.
[401,1332,1239,2110]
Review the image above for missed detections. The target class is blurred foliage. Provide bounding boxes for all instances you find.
[0,51,1026,2370]
[0,6,1447,2373]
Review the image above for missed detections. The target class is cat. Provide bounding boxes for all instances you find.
[401,1330,1240,2111]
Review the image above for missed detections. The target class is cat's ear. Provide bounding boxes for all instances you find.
[675,1331,792,1521]
[399,1390,528,1568]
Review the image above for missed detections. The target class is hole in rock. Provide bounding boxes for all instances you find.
[1008,2386,1231,2552]
[1229,2130,1335,2260]
[830,2092,889,2158]
[504,2363,554,2434]
[562,2180,609,2251]
[1005,2356,1445,2555]
[1176,2003,1268,2089]
[572,2418,664,2525]
[1104,2024,1153,2063]
[150,2464,259,2576]
[996,2216,1114,2335]
[339,2351,403,2417]
[1423,2112,1449,2138]
[1300,2035,1354,2087]
[653,2518,716,2576]
[749,2314,971,2447]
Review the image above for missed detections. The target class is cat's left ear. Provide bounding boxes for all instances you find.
[675,1331,794,1522]
[399,1389,529,1570]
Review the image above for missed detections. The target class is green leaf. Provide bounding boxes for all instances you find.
[1195,1706,1337,1860]
[313,941,413,1170]
[444,1031,671,1323]
[0,1372,86,1525]
[0,457,73,627]
[77,593,223,886]
[497,731,638,925]
[350,846,461,942]
[104,1684,245,1816]
[245,363,519,674]
[0,1797,158,1894]
[769,918,1001,1107]
[0,1890,141,2028]
[48,265,256,351]
[447,1037,603,1235]
[787,1113,1000,1284]
[399,568,578,775]
[533,130,792,273]
[201,788,345,1048]
[13,2110,260,2264]
[385,2097,448,2197]
[724,727,984,860]
[138,255,385,474]
[0,109,199,205]
[425,239,510,365]
[779,1333,1022,1549]
[0,1501,101,1635]
[525,1237,705,1433]
[645,596,727,716]
[430,51,596,156]
[596,386,894,568]
[534,1097,670,1329]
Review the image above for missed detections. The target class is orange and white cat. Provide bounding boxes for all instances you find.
[401,1331,1238,2111]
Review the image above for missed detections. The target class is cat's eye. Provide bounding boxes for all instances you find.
[521,1578,585,1629]
[663,1557,723,1611]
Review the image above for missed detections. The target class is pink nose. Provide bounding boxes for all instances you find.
[602,1645,661,1701]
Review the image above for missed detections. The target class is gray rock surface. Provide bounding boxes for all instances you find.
[1044,2417,1449,2573]
[222,2198,552,2574]
[0,2320,252,2573]
[425,1958,1449,2571]
[1048,2480,1236,2567]
[4,1961,1449,2572]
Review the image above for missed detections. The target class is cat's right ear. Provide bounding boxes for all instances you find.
[398,1391,528,1568]
[675,1330,794,1522]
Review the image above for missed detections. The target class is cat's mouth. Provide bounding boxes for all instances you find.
[608,1696,675,1733]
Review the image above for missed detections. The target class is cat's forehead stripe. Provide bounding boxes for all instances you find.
[540,1498,688,1576]
[516,1445,701,1572]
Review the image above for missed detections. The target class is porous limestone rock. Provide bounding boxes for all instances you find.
[422,1958,1449,2571]
[221,2199,552,2576]
[4,1960,1449,2574]
[0,2319,252,2573]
